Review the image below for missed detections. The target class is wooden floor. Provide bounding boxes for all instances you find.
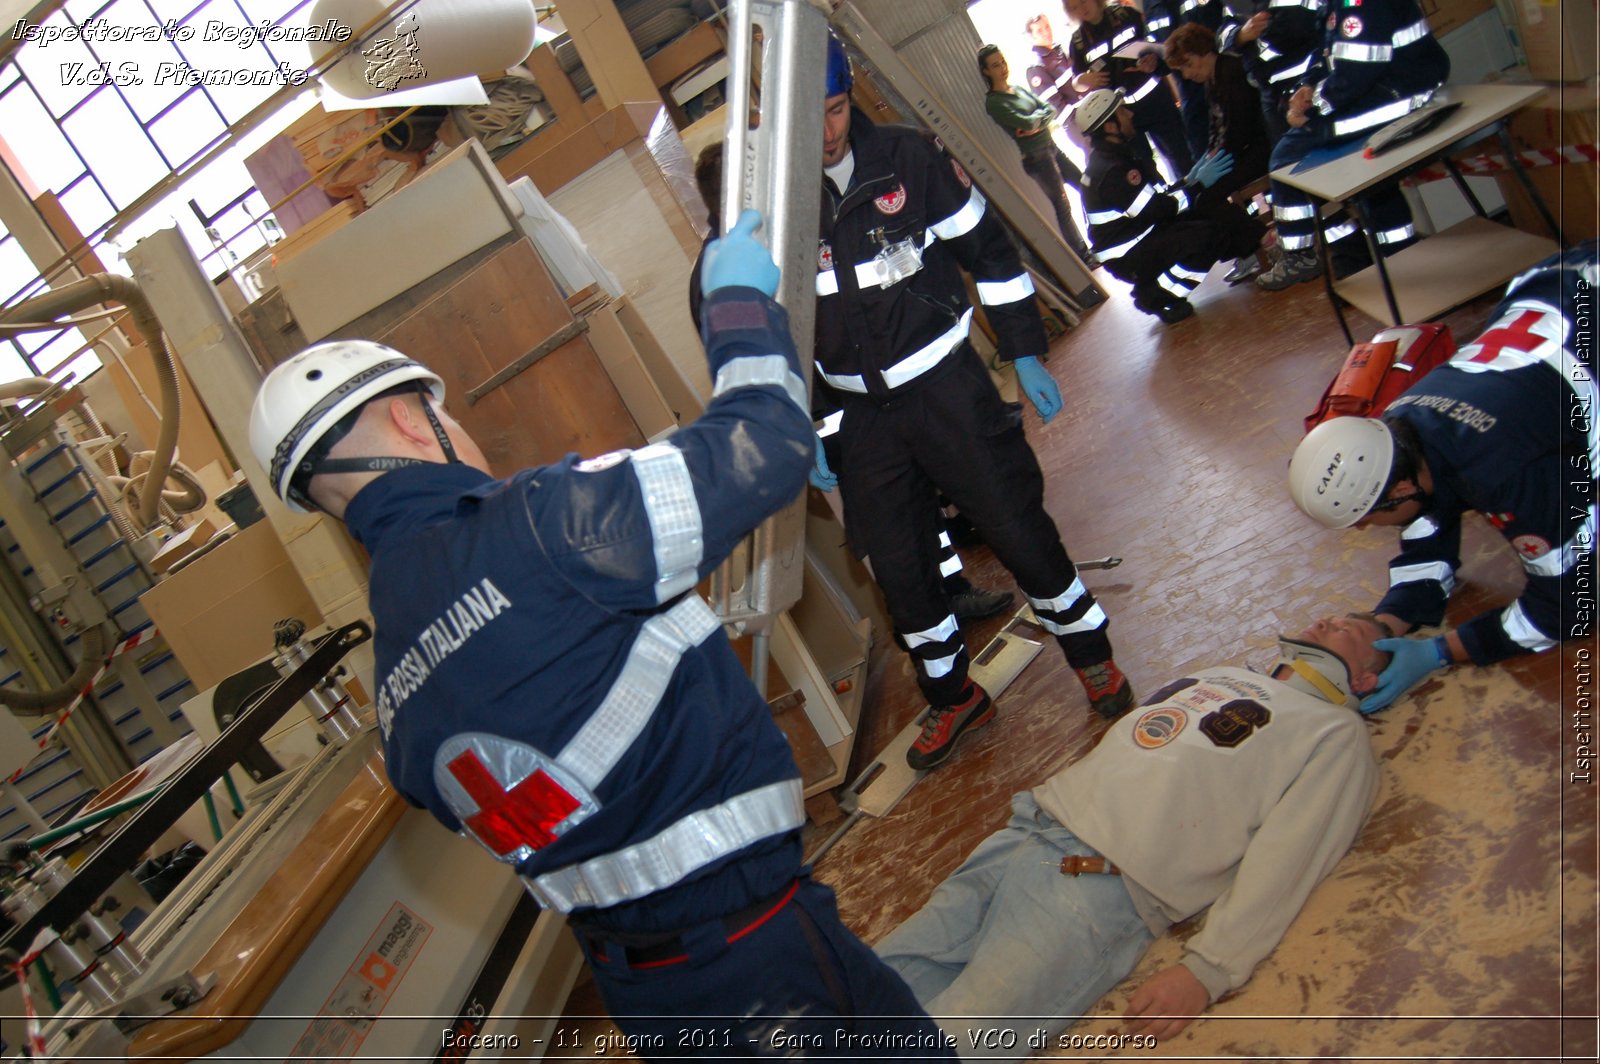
[561,258,1598,1060]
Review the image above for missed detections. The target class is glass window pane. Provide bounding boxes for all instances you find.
[183,154,253,217]
[57,177,118,237]
[0,239,39,308]
[0,344,36,386]
[169,22,283,123]
[147,0,204,25]
[149,90,226,168]
[53,350,105,388]
[66,0,117,20]
[30,328,95,378]
[84,0,188,122]
[13,16,100,114]
[0,83,87,194]
[60,91,168,207]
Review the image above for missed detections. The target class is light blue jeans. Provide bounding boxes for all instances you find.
[874,791,1155,1063]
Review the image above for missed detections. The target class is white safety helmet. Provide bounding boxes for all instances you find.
[249,340,444,513]
[1287,417,1396,529]
[1071,88,1125,138]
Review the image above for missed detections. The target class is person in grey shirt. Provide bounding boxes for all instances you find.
[876,613,1390,1056]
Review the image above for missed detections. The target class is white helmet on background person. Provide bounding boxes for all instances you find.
[1288,417,1396,529]
[248,340,445,513]
[1071,88,1125,138]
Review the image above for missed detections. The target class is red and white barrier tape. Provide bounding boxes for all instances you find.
[16,929,56,1060]
[1409,143,1598,182]
[5,627,162,783]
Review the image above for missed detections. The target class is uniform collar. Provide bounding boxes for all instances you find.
[1270,638,1360,709]
[344,462,497,553]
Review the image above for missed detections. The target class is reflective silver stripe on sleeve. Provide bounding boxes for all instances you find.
[1148,16,1171,29]
[1501,601,1556,653]
[1112,26,1137,47]
[930,187,988,241]
[559,594,721,789]
[816,409,844,437]
[524,779,805,911]
[1268,55,1313,83]
[1055,70,1074,89]
[1258,41,1281,59]
[818,368,868,393]
[1331,40,1393,62]
[1389,560,1456,593]
[1333,92,1434,137]
[1180,0,1201,12]
[1400,515,1440,540]
[977,273,1036,305]
[1125,78,1158,104]
[1086,41,1110,62]
[816,269,839,297]
[631,443,703,604]
[713,353,808,416]
[1392,19,1429,46]
[882,309,974,389]
[1170,187,1190,211]
[1087,206,1124,225]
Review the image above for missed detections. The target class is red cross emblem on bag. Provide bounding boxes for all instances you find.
[436,735,597,863]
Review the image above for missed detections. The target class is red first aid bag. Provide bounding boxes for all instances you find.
[1304,323,1456,433]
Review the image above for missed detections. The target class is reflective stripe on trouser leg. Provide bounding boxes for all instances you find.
[1028,576,1112,669]
[902,614,969,705]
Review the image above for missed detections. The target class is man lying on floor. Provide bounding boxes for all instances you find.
[874,614,1390,1057]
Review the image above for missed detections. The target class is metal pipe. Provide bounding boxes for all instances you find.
[0,275,182,528]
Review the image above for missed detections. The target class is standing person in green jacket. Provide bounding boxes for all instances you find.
[979,43,1097,267]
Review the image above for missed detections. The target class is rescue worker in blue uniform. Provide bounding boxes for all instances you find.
[1218,0,1325,143]
[1024,12,1081,115]
[247,213,956,1059]
[1065,0,1194,181]
[1256,0,1449,290]
[1289,243,1599,711]
[1074,88,1262,323]
[814,37,1136,771]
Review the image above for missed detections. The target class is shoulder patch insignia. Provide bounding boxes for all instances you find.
[1133,706,1187,749]
[434,733,598,864]
[1512,534,1551,559]
[1340,15,1363,37]
[574,450,633,473]
[875,183,909,215]
[1127,168,1143,186]
[951,159,972,188]
[818,241,834,270]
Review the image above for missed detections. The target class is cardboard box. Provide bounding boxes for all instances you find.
[1421,0,1496,38]
[1504,0,1597,81]
[139,520,324,694]
[1494,83,1599,241]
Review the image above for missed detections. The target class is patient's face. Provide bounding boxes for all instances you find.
[1298,614,1388,677]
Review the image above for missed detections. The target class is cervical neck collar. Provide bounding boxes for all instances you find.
[1271,637,1359,709]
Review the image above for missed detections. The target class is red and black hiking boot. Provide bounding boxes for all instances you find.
[906,680,995,771]
[1075,660,1135,720]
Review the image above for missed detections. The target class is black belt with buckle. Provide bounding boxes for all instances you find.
[583,879,800,969]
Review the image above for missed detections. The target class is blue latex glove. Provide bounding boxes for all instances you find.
[1012,356,1063,423]
[702,208,781,297]
[1359,635,1450,714]
[809,434,838,492]
[1186,150,1235,189]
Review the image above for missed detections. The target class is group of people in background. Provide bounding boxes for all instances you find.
[980,0,1451,322]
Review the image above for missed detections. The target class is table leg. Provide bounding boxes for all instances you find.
[1350,194,1401,326]
[1442,157,1488,218]
[1312,198,1354,346]
[1498,125,1568,247]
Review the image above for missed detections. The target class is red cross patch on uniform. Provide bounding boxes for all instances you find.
[874,184,908,215]
[1127,169,1143,186]
[435,735,597,864]
[951,159,972,188]
[818,242,834,271]
[1512,534,1552,560]
[1341,15,1362,36]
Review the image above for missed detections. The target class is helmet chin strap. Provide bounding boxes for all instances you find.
[303,395,461,482]
[1272,637,1359,709]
